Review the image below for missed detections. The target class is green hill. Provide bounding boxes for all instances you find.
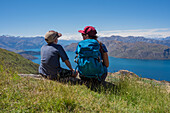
[0,48,39,74]
[0,68,169,112]
[0,48,169,112]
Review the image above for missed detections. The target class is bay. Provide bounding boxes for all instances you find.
[27,49,170,81]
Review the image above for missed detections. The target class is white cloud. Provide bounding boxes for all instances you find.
[50,28,170,40]
[59,33,82,40]
[98,28,170,38]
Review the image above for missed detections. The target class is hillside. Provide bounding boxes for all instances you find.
[18,51,40,60]
[64,40,170,60]
[0,48,169,112]
[103,40,170,59]
[0,66,169,112]
[0,48,39,74]
[64,43,78,52]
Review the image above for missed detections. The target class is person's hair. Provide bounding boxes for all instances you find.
[89,35,98,39]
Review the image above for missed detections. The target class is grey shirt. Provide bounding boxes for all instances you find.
[39,43,69,76]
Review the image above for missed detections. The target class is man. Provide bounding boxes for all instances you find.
[39,30,77,80]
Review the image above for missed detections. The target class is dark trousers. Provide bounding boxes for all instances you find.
[40,68,72,80]
[80,72,108,84]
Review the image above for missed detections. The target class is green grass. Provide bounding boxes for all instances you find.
[0,64,169,112]
[0,48,169,112]
[0,48,39,74]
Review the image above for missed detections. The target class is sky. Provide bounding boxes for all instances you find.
[0,0,170,40]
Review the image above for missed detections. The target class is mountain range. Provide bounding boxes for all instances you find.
[0,35,170,60]
[65,36,170,60]
[0,35,79,51]
[98,35,170,47]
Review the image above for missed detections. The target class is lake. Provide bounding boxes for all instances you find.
[27,49,170,81]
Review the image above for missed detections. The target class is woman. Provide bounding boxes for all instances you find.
[76,26,109,82]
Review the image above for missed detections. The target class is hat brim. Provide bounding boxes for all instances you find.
[78,30,85,34]
[57,33,62,38]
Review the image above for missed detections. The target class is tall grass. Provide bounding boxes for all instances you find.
[0,64,169,112]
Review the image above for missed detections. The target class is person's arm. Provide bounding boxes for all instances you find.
[103,52,109,67]
[64,59,78,78]
[64,59,73,71]
[58,45,72,70]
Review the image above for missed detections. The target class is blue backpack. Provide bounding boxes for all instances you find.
[75,39,105,80]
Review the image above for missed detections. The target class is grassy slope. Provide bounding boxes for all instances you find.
[0,48,39,74]
[0,48,169,112]
[0,66,169,112]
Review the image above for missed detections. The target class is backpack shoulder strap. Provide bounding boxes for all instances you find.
[99,42,104,59]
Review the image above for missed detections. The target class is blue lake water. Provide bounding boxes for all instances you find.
[26,49,170,81]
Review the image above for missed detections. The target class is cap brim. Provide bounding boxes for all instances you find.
[57,33,62,38]
[78,30,85,34]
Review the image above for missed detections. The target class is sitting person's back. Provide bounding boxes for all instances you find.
[39,30,77,80]
[40,43,68,76]
[75,26,109,82]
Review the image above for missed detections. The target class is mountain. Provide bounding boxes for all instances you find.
[18,51,40,55]
[20,54,38,60]
[102,40,170,59]
[98,35,170,47]
[64,43,78,52]
[0,35,45,50]
[1,35,170,60]
[64,40,170,60]
[58,40,80,46]
[98,35,170,59]
[0,48,39,74]
[0,35,80,51]
[17,51,40,60]
[161,36,170,40]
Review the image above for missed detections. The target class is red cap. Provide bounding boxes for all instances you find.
[78,26,97,36]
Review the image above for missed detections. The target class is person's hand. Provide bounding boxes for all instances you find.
[71,69,78,78]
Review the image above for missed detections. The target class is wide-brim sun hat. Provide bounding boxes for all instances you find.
[45,30,62,43]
